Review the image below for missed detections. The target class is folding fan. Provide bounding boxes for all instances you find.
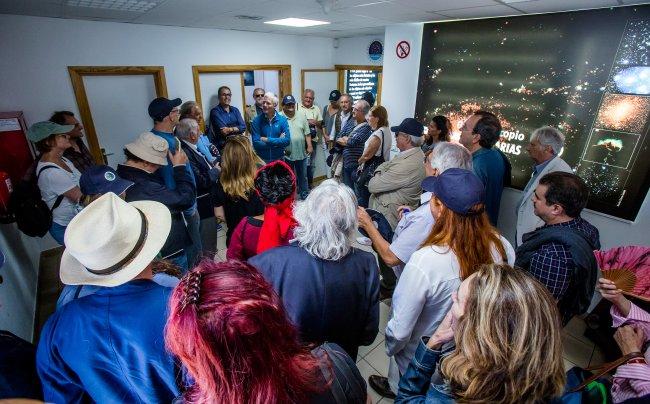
[594,246,650,302]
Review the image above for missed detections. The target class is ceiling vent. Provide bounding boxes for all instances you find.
[235,15,264,21]
[65,0,160,12]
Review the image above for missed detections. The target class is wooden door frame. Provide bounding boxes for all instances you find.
[334,64,383,105]
[192,65,292,117]
[300,68,339,96]
[68,66,168,163]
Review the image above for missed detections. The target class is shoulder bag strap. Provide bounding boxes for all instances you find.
[570,351,644,392]
[37,165,66,212]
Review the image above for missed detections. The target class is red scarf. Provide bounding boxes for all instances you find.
[255,161,297,254]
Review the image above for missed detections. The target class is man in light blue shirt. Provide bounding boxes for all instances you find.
[358,142,473,293]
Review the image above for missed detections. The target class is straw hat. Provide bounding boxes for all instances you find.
[60,192,171,287]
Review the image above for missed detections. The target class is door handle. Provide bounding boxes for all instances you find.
[100,148,114,165]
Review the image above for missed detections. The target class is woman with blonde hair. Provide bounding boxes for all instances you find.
[373,168,515,399]
[212,135,264,244]
[396,264,566,403]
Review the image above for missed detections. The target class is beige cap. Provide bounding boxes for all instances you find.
[125,132,169,166]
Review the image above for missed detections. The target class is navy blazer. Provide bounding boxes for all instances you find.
[116,164,195,258]
[180,141,219,220]
[249,244,380,359]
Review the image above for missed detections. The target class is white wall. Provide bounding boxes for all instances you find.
[0,14,333,130]
[381,22,650,250]
[0,14,336,339]
[334,34,385,66]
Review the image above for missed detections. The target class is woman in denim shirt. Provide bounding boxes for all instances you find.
[396,264,566,403]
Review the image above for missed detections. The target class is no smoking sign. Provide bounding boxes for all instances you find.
[396,40,410,59]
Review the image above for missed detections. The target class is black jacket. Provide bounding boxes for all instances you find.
[515,222,601,323]
[116,164,196,258]
[180,141,219,220]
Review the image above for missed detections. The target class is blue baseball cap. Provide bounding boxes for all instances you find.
[148,97,181,121]
[80,165,134,196]
[329,90,341,101]
[391,118,424,138]
[282,94,297,105]
[421,168,485,215]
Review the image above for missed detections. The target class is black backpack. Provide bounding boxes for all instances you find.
[9,164,64,237]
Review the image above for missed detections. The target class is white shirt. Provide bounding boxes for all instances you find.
[389,203,435,279]
[37,157,82,226]
[363,126,391,161]
[385,235,515,373]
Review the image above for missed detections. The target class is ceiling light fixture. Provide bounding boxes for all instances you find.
[264,18,330,27]
[65,0,160,12]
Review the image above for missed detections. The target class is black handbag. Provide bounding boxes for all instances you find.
[355,129,385,187]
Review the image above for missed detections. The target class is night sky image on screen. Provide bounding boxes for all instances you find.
[415,5,650,220]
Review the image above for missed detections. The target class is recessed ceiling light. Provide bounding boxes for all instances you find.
[65,0,160,12]
[264,18,330,27]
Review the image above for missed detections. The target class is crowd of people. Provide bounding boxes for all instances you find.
[2,84,649,403]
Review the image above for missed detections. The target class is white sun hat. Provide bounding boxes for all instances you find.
[60,192,171,287]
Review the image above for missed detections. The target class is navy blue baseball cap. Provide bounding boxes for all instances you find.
[282,94,297,105]
[329,90,341,101]
[358,208,394,242]
[148,97,182,121]
[421,168,485,215]
[80,165,133,196]
[391,118,424,138]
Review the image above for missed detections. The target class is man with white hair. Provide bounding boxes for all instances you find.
[516,126,572,246]
[358,142,473,300]
[249,179,379,360]
[251,92,291,163]
[368,118,426,229]
[337,99,373,191]
[177,118,220,259]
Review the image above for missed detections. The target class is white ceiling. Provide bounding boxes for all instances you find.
[0,0,640,38]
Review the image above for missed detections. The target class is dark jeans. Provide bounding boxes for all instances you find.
[183,208,202,270]
[356,182,370,208]
[285,158,309,200]
[342,163,357,191]
[375,246,397,290]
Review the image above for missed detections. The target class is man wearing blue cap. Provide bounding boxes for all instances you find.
[368,118,425,229]
[251,92,291,163]
[280,94,312,199]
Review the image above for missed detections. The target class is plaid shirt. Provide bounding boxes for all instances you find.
[63,138,95,174]
[528,217,600,300]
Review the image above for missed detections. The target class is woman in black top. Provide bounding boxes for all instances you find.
[213,136,264,245]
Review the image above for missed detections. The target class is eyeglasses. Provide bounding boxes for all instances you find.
[254,93,264,97]
[221,93,232,97]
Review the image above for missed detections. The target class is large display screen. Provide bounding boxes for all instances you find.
[415,5,650,221]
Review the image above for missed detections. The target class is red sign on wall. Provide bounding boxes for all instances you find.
[396,40,410,59]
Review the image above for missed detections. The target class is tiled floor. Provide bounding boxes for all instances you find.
[216,227,606,403]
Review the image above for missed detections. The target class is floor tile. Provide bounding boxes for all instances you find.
[589,346,606,367]
[562,333,594,368]
[365,343,390,377]
[359,332,385,360]
[563,316,592,345]
[356,358,384,404]
[563,358,578,371]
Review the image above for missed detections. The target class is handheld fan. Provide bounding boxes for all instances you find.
[595,246,650,302]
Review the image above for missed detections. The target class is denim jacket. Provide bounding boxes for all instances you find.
[395,337,455,403]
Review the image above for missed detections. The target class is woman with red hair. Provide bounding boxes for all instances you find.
[226,160,297,261]
[165,260,367,403]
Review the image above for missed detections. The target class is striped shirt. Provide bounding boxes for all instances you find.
[342,122,372,169]
[611,303,650,403]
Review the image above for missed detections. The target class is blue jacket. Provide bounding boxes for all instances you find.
[249,243,379,360]
[36,280,180,404]
[251,112,291,163]
[397,337,567,403]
